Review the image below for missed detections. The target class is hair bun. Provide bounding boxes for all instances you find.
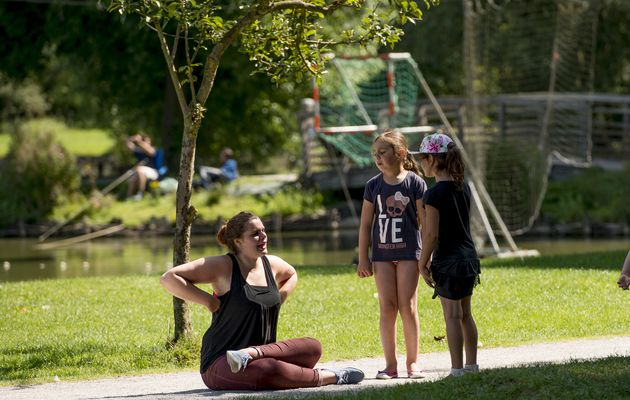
[216,225,228,245]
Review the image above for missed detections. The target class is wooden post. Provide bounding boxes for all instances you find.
[498,100,506,139]
[623,104,630,156]
[298,98,317,178]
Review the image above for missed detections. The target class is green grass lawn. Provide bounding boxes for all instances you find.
[1,250,629,387]
[0,118,114,157]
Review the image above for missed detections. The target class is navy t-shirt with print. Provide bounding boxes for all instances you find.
[363,172,427,261]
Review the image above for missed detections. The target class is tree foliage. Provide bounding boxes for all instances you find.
[109,1,436,87]
[0,73,50,121]
[107,0,439,341]
[594,0,630,93]
[0,2,309,170]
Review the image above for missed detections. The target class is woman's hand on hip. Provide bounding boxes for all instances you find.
[207,293,221,313]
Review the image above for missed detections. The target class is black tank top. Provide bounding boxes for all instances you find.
[200,253,282,373]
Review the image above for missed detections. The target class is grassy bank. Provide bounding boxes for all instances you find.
[51,180,324,228]
[1,250,628,386]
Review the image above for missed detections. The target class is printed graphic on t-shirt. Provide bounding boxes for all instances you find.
[376,191,410,249]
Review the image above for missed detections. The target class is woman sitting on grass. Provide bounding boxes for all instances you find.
[160,211,364,391]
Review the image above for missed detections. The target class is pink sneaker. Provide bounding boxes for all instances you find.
[375,369,398,379]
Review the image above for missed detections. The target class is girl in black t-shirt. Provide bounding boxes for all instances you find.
[415,133,481,378]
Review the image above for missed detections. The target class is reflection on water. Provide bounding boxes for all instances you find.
[0,232,629,282]
[0,230,360,282]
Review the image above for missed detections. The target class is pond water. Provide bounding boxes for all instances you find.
[1,232,629,282]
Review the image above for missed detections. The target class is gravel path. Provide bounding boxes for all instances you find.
[2,336,629,400]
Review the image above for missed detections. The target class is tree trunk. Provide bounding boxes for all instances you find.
[171,119,199,341]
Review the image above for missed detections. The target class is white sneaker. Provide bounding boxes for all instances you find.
[464,364,479,373]
[127,193,143,201]
[449,368,465,377]
[226,350,252,373]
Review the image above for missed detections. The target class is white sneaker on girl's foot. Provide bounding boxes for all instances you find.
[464,364,479,373]
[449,368,465,377]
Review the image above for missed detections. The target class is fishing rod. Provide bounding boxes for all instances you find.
[38,160,146,242]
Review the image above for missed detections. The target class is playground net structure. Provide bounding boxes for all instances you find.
[462,0,601,234]
[313,52,527,256]
[313,1,603,254]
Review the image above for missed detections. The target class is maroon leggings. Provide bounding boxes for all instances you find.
[201,337,323,390]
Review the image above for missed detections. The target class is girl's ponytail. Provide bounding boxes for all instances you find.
[403,152,421,175]
[445,142,465,189]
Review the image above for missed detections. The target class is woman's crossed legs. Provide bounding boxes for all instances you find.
[203,337,328,390]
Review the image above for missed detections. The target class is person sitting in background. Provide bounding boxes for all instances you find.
[617,250,630,290]
[126,134,163,200]
[198,147,239,189]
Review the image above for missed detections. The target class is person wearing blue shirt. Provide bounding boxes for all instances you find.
[219,147,239,183]
[199,147,239,189]
[126,134,164,200]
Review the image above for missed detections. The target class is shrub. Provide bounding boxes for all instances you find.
[254,184,324,216]
[542,166,630,223]
[0,127,79,225]
[0,73,50,120]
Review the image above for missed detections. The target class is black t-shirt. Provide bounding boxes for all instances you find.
[199,254,281,373]
[422,181,477,262]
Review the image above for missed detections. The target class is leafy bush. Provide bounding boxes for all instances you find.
[541,166,630,223]
[254,185,324,216]
[0,127,79,225]
[0,73,50,120]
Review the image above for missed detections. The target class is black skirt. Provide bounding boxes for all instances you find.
[431,258,480,300]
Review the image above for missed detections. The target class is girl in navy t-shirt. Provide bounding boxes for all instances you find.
[357,130,427,380]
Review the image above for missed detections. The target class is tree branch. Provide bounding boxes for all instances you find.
[184,27,196,103]
[270,0,347,14]
[196,0,351,104]
[155,22,189,117]
[197,2,272,104]
[171,23,181,62]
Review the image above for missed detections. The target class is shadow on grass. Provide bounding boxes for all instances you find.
[481,249,627,271]
[284,356,630,400]
[95,389,213,399]
[0,340,198,384]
